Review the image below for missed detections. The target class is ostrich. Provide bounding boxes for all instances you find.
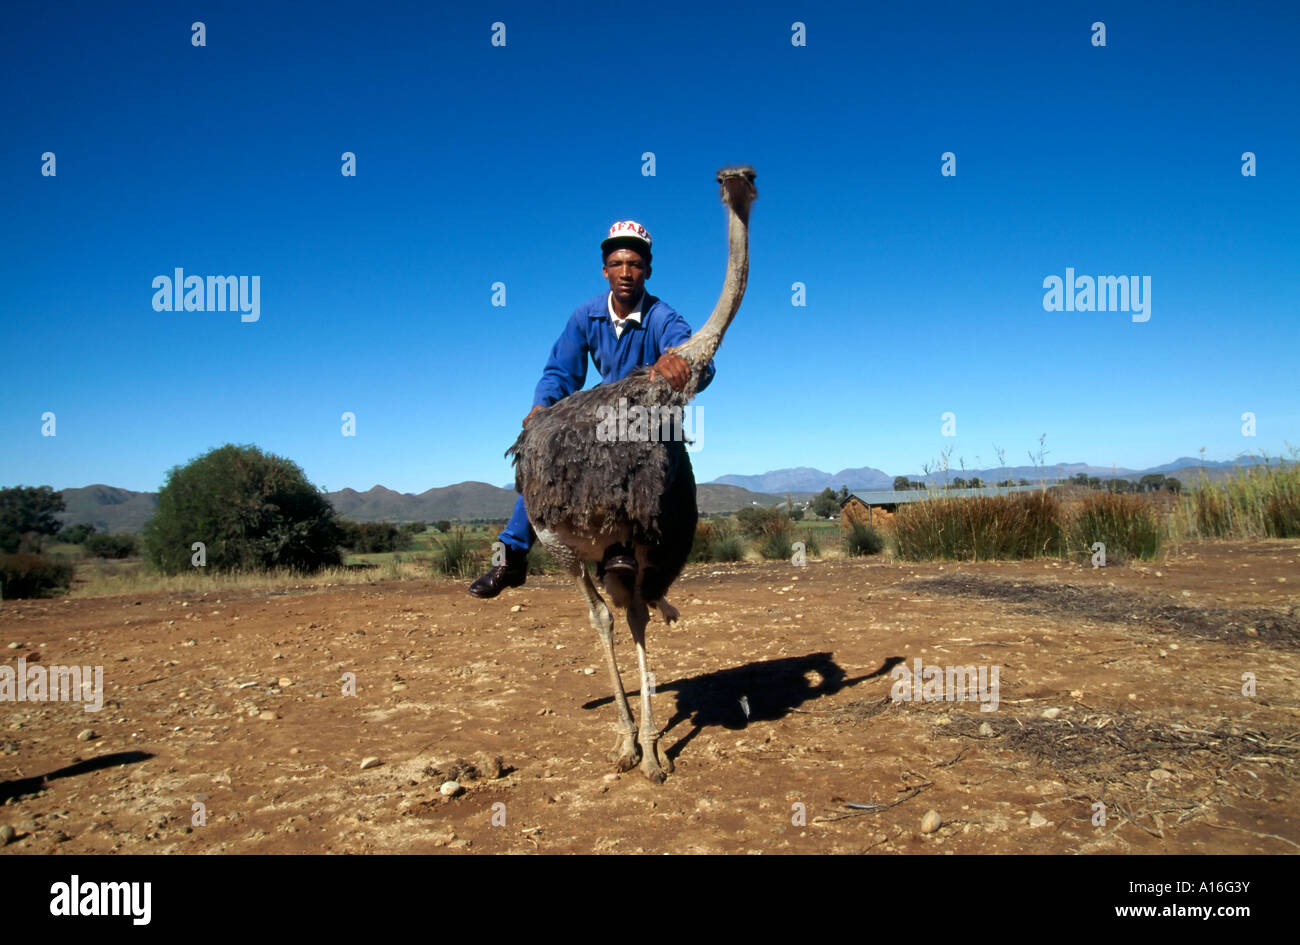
[507,166,757,783]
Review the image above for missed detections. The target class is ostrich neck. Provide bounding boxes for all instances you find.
[674,203,749,372]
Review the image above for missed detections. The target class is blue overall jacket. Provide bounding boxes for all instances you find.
[531,293,716,408]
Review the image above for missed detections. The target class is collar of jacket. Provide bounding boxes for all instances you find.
[590,293,656,318]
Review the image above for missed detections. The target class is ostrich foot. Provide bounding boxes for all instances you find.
[639,736,673,783]
[656,599,680,624]
[610,731,641,772]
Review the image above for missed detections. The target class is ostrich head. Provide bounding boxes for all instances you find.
[717,165,758,224]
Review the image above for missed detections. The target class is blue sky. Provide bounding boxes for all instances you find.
[2,0,1297,495]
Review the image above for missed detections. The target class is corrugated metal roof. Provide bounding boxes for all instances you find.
[846,484,1045,505]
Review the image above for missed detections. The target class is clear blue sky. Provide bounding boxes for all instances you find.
[3,0,1297,495]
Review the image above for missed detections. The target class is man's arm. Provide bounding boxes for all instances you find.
[658,309,716,393]
[532,311,590,408]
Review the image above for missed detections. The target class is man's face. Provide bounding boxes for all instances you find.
[603,248,651,305]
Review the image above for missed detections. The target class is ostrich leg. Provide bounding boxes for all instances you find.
[627,601,674,783]
[575,566,640,771]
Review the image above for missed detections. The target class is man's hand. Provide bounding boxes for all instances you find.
[523,405,544,427]
[648,352,690,392]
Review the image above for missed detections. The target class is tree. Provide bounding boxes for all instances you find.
[811,488,840,518]
[339,521,411,553]
[85,532,139,559]
[435,520,452,533]
[0,485,66,554]
[142,444,345,574]
[58,522,97,545]
[1139,474,1177,493]
[893,476,910,491]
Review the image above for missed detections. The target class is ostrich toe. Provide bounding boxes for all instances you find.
[656,599,680,623]
[610,731,642,772]
[656,740,675,774]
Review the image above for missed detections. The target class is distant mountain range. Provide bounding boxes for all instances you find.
[48,481,784,535]
[712,465,896,492]
[42,454,1283,534]
[708,456,1279,493]
[54,484,163,536]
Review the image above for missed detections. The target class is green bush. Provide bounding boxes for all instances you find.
[1176,459,1300,540]
[141,444,345,574]
[894,492,1062,561]
[0,553,74,599]
[1068,492,1162,562]
[84,532,140,559]
[844,520,886,557]
[758,517,794,560]
[1265,492,1300,538]
[432,527,484,578]
[690,519,746,562]
[736,505,789,538]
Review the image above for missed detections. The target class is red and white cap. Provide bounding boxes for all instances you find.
[600,220,652,259]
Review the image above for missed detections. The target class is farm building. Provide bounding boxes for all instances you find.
[840,484,1045,531]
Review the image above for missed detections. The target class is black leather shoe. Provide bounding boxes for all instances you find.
[468,548,528,598]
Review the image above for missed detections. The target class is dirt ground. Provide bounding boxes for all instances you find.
[2,540,1297,854]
